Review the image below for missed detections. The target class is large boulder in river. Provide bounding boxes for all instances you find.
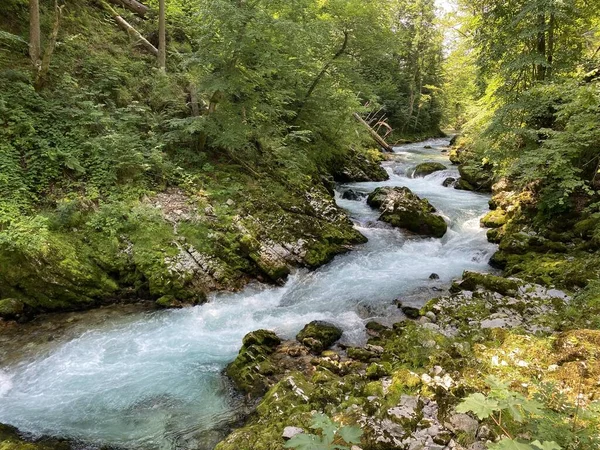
[455,163,494,192]
[296,320,343,354]
[367,187,447,238]
[411,162,446,178]
[226,330,282,396]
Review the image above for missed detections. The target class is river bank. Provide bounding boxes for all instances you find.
[2,137,599,450]
[0,137,496,449]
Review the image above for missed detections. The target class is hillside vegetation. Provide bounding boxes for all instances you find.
[0,0,444,318]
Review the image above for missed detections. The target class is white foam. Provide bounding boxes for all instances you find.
[0,371,13,396]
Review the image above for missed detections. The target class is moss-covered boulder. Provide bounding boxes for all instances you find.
[455,271,519,296]
[367,187,447,238]
[226,330,282,396]
[296,321,343,354]
[0,424,71,450]
[411,162,446,178]
[455,163,494,192]
[332,148,389,182]
[0,299,26,320]
[480,210,507,228]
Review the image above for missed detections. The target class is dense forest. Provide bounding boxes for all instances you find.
[1,0,600,449]
[0,0,444,313]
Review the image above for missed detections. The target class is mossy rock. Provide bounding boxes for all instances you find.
[367,187,447,238]
[296,321,343,354]
[449,148,461,165]
[0,298,26,320]
[347,347,379,362]
[332,148,389,182]
[498,232,532,255]
[457,271,519,296]
[366,362,393,379]
[486,227,505,244]
[454,177,476,191]
[480,210,507,228]
[155,295,182,308]
[573,215,600,239]
[226,329,282,396]
[0,424,71,450]
[411,162,446,178]
[456,163,493,192]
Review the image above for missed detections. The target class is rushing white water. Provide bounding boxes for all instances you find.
[0,138,496,450]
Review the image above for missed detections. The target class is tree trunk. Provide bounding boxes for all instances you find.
[353,113,393,152]
[535,12,547,81]
[108,0,148,17]
[101,0,158,56]
[29,0,41,70]
[158,0,166,70]
[546,12,555,79]
[35,0,63,90]
[295,30,349,119]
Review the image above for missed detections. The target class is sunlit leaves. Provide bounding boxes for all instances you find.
[284,414,362,450]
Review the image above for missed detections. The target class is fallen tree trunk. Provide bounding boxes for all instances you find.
[100,0,158,56]
[108,0,149,17]
[353,112,393,152]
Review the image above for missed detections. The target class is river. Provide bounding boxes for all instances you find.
[0,138,496,450]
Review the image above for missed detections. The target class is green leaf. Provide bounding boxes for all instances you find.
[337,425,363,444]
[531,441,562,450]
[486,375,511,392]
[456,393,499,419]
[311,414,337,444]
[520,399,543,416]
[488,438,535,450]
[284,433,329,450]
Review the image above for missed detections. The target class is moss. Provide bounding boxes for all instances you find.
[487,227,505,243]
[573,215,600,238]
[458,271,519,296]
[332,147,389,182]
[412,162,446,177]
[155,295,181,308]
[366,362,393,379]
[296,321,343,354]
[0,299,25,320]
[367,187,447,238]
[502,252,600,289]
[457,163,494,192]
[481,210,507,228]
[226,330,282,396]
[0,424,71,450]
[347,347,380,362]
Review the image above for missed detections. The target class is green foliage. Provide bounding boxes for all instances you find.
[284,414,362,450]
[458,376,600,450]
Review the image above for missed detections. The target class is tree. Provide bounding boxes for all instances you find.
[158,0,166,70]
[29,0,41,70]
[29,0,64,90]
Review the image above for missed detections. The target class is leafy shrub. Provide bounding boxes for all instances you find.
[284,414,362,450]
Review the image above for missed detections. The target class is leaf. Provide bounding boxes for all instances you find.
[487,437,535,450]
[311,413,337,444]
[531,441,562,450]
[486,375,511,393]
[337,425,363,444]
[284,433,329,450]
[456,393,500,419]
[520,398,543,416]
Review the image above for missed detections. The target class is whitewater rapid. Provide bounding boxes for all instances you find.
[0,138,496,450]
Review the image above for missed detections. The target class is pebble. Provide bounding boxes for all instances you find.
[282,426,304,440]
